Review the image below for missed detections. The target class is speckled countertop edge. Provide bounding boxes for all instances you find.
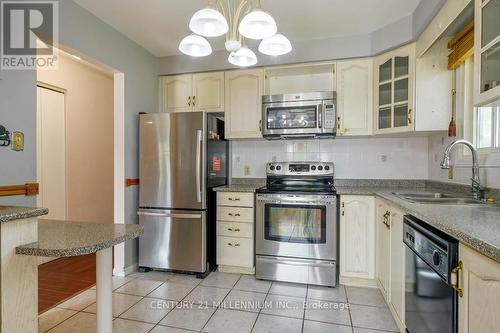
[213,184,263,192]
[16,223,144,257]
[0,206,48,223]
[339,187,500,263]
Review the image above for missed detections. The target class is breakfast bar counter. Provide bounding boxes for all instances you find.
[0,206,143,333]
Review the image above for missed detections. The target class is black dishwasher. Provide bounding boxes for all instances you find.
[403,215,459,333]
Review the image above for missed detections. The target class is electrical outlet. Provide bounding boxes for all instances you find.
[244,165,251,176]
[448,165,454,180]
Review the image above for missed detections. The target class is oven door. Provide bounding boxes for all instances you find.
[262,101,323,138]
[256,193,337,261]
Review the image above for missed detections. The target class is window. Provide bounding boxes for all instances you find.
[475,103,500,149]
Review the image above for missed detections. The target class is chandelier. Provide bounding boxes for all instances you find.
[179,0,292,67]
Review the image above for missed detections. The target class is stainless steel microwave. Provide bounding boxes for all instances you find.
[262,91,336,139]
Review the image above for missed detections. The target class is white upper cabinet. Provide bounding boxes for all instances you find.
[160,74,193,112]
[160,72,224,113]
[474,0,500,105]
[414,38,452,131]
[374,43,415,134]
[224,69,264,139]
[193,72,225,112]
[340,195,375,279]
[337,59,374,136]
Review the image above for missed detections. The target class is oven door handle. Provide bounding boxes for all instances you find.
[256,197,335,205]
[258,256,334,267]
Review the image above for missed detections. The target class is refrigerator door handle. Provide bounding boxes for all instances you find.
[137,211,202,219]
[196,129,202,203]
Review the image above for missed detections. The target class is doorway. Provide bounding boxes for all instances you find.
[36,51,115,313]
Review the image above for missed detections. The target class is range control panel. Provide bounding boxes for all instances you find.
[267,162,334,176]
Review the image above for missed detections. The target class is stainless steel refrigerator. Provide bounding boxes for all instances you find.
[138,112,227,275]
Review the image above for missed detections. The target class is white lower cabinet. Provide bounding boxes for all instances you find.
[339,195,375,280]
[216,191,255,274]
[375,197,405,332]
[375,198,391,296]
[458,244,500,333]
[388,206,405,331]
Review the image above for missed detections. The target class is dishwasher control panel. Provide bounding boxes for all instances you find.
[403,215,458,283]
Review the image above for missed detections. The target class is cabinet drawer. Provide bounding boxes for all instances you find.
[217,206,253,222]
[217,236,253,268]
[217,192,254,207]
[217,221,253,238]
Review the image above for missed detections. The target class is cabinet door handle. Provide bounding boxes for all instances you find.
[193,95,196,106]
[228,242,240,247]
[228,197,240,201]
[227,228,241,232]
[259,120,262,132]
[227,213,241,217]
[188,96,191,106]
[451,261,463,297]
[408,109,412,124]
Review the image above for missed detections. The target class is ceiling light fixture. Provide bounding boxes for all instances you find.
[178,34,212,57]
[179,0,291,67]
[189,5,229,37]
[258,33,292,56]
[228,46,257,67]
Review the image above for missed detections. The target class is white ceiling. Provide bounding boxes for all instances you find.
[74,0,422,57]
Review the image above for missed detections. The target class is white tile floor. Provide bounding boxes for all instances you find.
[38,271,399,333]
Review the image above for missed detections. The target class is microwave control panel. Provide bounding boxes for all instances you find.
[323,101,336,129]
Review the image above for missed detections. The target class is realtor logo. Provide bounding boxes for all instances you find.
[1,0,58,69]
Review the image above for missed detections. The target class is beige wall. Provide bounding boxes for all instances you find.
[37,54,114,223]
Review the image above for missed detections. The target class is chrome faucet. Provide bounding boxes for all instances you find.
[440,139,484,200]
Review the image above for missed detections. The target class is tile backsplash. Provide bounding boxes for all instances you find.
[231,137,429,179]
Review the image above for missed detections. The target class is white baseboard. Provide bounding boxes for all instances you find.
[339,276,378,288]
[218,265,255,275]
[113,263,138,277]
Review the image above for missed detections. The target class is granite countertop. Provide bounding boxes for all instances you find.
[0,206,48,223]
[213,184,263,192]
[16,219,143,257]
[338,186,500,263]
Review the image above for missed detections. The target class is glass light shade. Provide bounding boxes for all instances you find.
[238,9,277,39]
[258,33,292,56]
[228,46,258,67]
[189,6,228,37]
[179,35,212,57]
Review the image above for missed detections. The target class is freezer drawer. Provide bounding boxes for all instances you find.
[138,209,206,273]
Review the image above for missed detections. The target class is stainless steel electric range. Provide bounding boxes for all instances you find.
[255,162,338,287]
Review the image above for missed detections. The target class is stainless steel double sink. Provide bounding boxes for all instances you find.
[392,192,486,205]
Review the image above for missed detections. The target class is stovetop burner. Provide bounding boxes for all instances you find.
[258,161,336,195]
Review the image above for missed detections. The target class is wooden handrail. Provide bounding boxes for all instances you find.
[0,183,39,196]
[125,178,139,187]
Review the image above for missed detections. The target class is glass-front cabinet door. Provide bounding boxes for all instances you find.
[375,44,415,133]
[475,0,500,104]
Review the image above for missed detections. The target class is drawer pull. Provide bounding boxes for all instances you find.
[227,228,241,232]
[228,213,241,217]
[228,242,240,247]
[228,197,240,201]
